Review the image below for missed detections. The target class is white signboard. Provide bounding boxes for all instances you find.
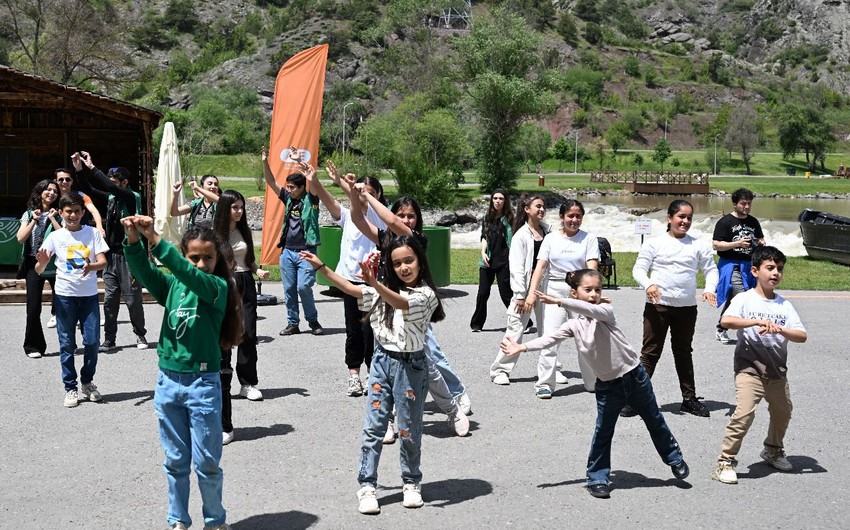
[634,219,653,235]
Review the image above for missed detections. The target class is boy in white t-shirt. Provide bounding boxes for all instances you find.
[711,246,807,484]
[37,193,109,408]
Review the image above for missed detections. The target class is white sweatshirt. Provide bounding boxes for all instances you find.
[632,233,719,307]
[508,221,551,300]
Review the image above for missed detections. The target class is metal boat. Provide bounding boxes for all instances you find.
[798,209,850,266]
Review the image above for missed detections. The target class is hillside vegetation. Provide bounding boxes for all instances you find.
[4,0,850,202]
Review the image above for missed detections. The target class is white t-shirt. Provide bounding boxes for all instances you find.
[632,233,719,307]
[40,226,109,297]
[538,230,600,280]
[335,206,386,282]
[726,289,805,379]
[358,284,438,352]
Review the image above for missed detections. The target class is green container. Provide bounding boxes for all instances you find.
[423,226,451,287]
[0,218,23,266]
[316,225,342,287]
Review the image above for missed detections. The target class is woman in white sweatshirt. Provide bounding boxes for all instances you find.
[489,194,550,385]
[630,199,718,418]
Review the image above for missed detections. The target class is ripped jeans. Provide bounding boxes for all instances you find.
[154,369,226,528]
[358,345,428,487]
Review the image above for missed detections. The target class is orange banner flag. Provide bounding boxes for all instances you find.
[260,44,329,266]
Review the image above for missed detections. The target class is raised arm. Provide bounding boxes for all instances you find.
[302,161,340,221]
[87,201,105,237]
[325,160,353,195]
[299,250,363,298]
[171,182,192,216]
[349,186,381,244]
[262,146,282,196]
[364,191,412,237]
[192,181,220,204]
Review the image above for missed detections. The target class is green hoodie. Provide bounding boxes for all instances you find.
[124,238,227,373]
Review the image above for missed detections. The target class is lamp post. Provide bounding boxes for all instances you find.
[573,131,580,174]
[342,102,354,158]
[714,134,719,175]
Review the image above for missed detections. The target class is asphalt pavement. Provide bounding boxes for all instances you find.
[2,285,848,529]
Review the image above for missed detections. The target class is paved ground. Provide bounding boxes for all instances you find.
[3,285,848,529]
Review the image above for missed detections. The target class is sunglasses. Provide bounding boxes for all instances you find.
[56,177,73,183]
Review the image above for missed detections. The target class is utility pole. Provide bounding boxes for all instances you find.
[342,102,353,158]
[573,131,579,174]
[714,134,718,175]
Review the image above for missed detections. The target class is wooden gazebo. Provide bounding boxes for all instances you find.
[0,65,162,219]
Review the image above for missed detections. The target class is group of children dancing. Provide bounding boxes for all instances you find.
[29,145,808,525]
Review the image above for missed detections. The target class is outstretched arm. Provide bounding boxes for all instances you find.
[192,181,220,204]
[171,182,192,216]
[300,251,362,298]
[364,191,412,237]
[349,185,381,244]
[261,146,282,196]
[302,161,340,221]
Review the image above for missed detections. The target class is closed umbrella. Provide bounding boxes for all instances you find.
[154,122,186,245]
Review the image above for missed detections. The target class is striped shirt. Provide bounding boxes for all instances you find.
[358,284,437,352]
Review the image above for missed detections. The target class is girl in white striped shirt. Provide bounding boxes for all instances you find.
[300,234,444,515]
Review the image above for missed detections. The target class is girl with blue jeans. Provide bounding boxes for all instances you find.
[301,234,444,515]
[502,269,690,499]
[123,216,243,530]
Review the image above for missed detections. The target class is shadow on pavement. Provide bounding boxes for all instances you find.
[379,478,493,508]
[740,455,827,480]
[259,387,310,400]
[437,288,469,299]
[234,423,294,442]
[609,470,693,490]
[659,398,735,416]
[231,510,318,530]
[105,389,154,406]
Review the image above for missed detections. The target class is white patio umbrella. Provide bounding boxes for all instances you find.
[153,122,186,246]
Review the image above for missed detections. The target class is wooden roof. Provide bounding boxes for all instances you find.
[0,65,161,127]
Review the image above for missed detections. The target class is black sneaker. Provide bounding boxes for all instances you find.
[681,396,710,417]
[471,327,482,333]
[279,324,300,336]
[99,340,116,353]
[587,483,610,499]
[671,460,690,480]
[620,405,637,417]
[308,321,324,335]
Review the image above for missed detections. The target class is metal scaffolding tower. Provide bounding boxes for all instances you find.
[429,1,472,30]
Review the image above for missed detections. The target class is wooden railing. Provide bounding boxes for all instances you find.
[590,170,710,185]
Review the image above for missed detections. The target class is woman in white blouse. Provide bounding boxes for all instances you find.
[630,199,718,418]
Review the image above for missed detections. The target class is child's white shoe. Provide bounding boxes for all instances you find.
[402,483,424,508]
[357,485,380,514]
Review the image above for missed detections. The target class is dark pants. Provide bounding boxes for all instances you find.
[640,303,698,400]
[470,264,511,330]
[343,287,374,370]
[103,252,146,342]
[234,272,258,385]
[23,256,55,355]
[717,265,746,332]
[221,347,233,433]
[587,365,684,485]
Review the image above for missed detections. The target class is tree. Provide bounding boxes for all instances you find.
[583,22,603,46]
[776,104,834,171]
[604,125,627,156]
[652,138,672,171]
[556,12,578,46]
[723,103,761,174]
[457,8,556,192]
[515,123,552,173]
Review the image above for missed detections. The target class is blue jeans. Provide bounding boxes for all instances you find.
[154,370,226,528]
[358,346,428,487]
[280,247,318,326]
[54,294,100,391]
[425,325,466,397]
[587,365,684,486]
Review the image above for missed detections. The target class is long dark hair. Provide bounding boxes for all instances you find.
[512,193,544,233]
[483,189,514,236]
[213,190,256,273]
[27,179,60,211]
[559,199,585,217]
[390,196,423,232]
[666,199,693,232]
[180,226,244,349]
[367,235,445,330]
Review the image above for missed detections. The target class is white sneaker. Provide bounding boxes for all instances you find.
[760,448,793,472]
[456,392,472,415]
[555,371,568,384]
[402,483,424,508]
[80,382,102,402]
[347,374,364,397]
[239,384,263,401]
[448,410,470,437]
[64,389,79,408]
[716,329,737,345]
[26,351,42,359]
[357,485,380,514]
[47,315,56,328]
[711,461,738,484]
[222,430,235,445]
[136,335,148,349]
[202,524,230,530]
[382,420,397,444]
[171,523,188,530]
[492,372,510,385]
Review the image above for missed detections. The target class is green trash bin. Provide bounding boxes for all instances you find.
[423,226,451,287]
[316,225,342,287]
[0,217,23,266]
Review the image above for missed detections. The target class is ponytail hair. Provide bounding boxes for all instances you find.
[566,268,602,289]
[180,226,244,349]
[666,199,693,232]
[513,193,544,233]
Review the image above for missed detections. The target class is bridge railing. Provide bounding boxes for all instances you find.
[589,170,710,185]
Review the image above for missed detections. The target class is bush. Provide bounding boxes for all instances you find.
[557,13,579,46]
[633,153,644,166]
[572,108,589,128]
[584,22,603,46]
[623,55,641,78]
[671,157,680,167]
[163,0,199,33]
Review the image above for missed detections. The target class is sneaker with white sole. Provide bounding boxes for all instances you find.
[760,448,793,472]
[202,524,231,530]
[64,389,79,408]
[357,485,380,514]
[448,409,470,437]
[402,483,424,508]
[136,335,148,349]
[492,372,510,385]
[715,329,736,345]
[382,420,397,444]
[47,315,57,328]
[223,431,235,445]
[239,384,263,401]
[555,371,568,384]
[535,388,553,399]
[25,350,42,359]
[99,340,116,353]
[711,461,738,484]
[80,382,102,402]
[171,523,188,530]
[456,392,472,415]
[347,374,364,397]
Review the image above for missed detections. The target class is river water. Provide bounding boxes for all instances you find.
[452,195,850,256]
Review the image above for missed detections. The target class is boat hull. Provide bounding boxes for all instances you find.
[798,209,850,266]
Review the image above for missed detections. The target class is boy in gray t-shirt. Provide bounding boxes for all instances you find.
[711,246,807,485]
